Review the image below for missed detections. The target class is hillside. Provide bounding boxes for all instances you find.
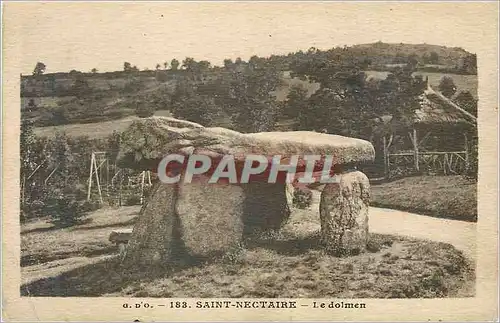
[351,42,473,66]
[21,42,476,97]
[31,69,478,139]
[23,42,477,137]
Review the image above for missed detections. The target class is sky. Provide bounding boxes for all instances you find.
[4,2,498,75]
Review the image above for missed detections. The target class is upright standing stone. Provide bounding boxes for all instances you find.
[122,182,178,268]
[176,174,245,258]
[319,171,370,255]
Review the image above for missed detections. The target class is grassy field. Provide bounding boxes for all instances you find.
[21,96,77,110]
[273,71,321,101]
[274,70,477,101]
[365,71,478,98]
[21,197,474,298]
[30,69,476,139]
[371,176,477,222]
[33,110,172,139]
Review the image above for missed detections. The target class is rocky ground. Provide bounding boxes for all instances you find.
[20,195,476,298]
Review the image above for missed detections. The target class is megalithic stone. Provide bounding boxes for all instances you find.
[319,171,370,255]
[121,182,178,268]
[176,173,245,258]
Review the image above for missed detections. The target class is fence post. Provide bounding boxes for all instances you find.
[412,128,419,172]
[383,136,388,179]
[464,133,470,173]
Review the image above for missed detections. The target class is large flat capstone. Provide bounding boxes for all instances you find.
[117,117,375,170]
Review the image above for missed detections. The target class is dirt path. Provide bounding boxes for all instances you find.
[310,190,477,260]
[369,207,477,260]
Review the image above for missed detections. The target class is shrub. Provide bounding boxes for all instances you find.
[293,188,313,209]
[125,194,142,206]
[45,189,88,227]
[135,102,155,118]
[21,199,46,221]
[80,200,101,213]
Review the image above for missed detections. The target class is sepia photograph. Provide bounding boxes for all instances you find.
[2,2,498,322]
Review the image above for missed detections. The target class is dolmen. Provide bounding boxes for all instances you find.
[117,117,375,266]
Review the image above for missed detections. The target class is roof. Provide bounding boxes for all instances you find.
[374,84,477,131]
[413,84,477,128]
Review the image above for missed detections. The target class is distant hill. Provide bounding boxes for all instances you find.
[21,42,476,98]
[350,42,474,67]
[22,42,477,131]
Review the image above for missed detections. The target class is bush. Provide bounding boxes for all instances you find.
[45,189,88,227]
[293,188,313,209]
[135,103,155,118]
[80,200,101,213]
[21,199,46,221]
[125,194,142,206]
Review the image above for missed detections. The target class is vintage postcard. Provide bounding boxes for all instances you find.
[2,2,498,322]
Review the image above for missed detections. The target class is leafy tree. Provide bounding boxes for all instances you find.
[46,188,87,227]
[248,55,266,70]
[223,58,234,70]
[460,54,477,74]
[170,57,281,131]
[163,61,168,69]
[20,118,36,182]
[283,84,308,119]
[438,76,457,98]
[454,91,478,117]
[146,86,171,110]
[107,131,122,163]
[134,100,155,118]
[197,60,211,72]
[293,53,425,139]
[123,76,142,93]
[72,74,90,98]
[155,64,161,70]
[170,77,223,125]
[49,106,69,125]
[170,59,180,71]
[407,54,419,69]
[33,62,46,75]
[220,62,282,132]
[182,57,196,71]
[429,51,439,64]
[123,62,132,72]
[91,68,98,73]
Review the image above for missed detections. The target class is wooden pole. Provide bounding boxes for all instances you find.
[140,171,146,204]
[411,128,419,172]
[94,156,103,204]
[106,158,110,196]
[27,160,45,180]
[44,165,59,185]
[21,175,26,207]
[119,170,123,207]
[383,136,388,179]
[87,153,94,201]
[464,133,470,172]
[112,162,117,188]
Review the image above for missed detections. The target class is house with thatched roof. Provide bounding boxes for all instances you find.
[414,83,476,131]
[381,80,477,177]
